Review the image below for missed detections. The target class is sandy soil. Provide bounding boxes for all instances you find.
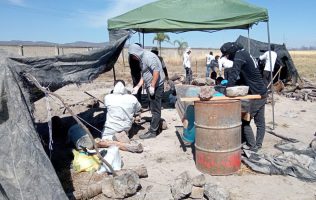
[33,72,316,200]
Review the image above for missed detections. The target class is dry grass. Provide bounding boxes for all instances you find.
[289,50,316,81]
[113,48,316,82]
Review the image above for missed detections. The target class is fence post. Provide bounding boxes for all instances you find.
[55,45,59,56]
[19,45,24,56]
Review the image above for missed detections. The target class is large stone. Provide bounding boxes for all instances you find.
[199,86,215,101]
[192,78,206,86]
[170,171,193,200]
[189,186,204,199]
[204,183,230,200]
[192,174,206,187]
[102,171,140,199]
[226,86,249,97]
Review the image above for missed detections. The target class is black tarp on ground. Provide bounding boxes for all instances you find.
[0,32,129,200]
[242,140,316,182]
[236,35,299,84]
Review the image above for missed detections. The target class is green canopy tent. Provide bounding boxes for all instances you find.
[108,0,276,128]
[108,0,268,32]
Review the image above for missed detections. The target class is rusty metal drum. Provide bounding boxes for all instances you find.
[194,100,241,175]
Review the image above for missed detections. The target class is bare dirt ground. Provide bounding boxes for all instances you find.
[33,69,316,200]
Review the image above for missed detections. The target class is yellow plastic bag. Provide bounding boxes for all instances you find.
[72,150,101,172]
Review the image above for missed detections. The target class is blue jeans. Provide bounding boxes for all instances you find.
[206,64,211,78]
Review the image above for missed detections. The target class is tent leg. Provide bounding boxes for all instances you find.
[142,31,145,47]
[267,21,275,130]
[138,32,141,44]
[247,27,250,53]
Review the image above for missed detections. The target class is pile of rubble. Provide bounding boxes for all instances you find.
[170,171,230,200]
[280,79,316,102]
[71,165,148,199]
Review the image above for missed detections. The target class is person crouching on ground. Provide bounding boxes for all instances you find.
[220,42,267,152]
[129,43,165,139]
[102,80,141,141]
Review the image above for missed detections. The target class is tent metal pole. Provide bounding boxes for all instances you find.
[267,20,275,130]
[247,27,250,53]
[138,32,141,44]
[142,30,145,47]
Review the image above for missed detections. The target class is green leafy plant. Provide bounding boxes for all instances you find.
[173,39,188,56]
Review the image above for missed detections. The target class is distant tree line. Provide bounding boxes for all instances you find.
[289,46,316,50]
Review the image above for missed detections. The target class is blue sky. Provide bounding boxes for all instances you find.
[0,0,315,48]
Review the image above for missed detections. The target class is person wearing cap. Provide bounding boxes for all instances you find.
[102,80,141,140]
[183,47,192,84]
[220,42,267,152]
[128,43,165,139]
[151,47,169,80]
[259,44,277,88]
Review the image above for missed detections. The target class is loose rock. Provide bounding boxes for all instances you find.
[204,183,230,200]
[170,171,193,200]
[189,186,204,199]
[192,174,206,187]
[102,170,140,199]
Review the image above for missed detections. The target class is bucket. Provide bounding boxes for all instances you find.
[194,100,241,175]
[68,124,93,150]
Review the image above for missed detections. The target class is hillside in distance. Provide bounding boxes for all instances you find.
[0,40,107,47]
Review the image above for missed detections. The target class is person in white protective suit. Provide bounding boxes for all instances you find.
[102,80,141,140]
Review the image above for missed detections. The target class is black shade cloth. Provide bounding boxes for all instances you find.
[236,35,299,84]
[0,31,129,200]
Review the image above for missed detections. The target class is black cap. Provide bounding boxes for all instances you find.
[220,42,233,55]
[220,42,243,56]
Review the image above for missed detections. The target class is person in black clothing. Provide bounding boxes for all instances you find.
[220,42,267,152]
[151,47,169,80]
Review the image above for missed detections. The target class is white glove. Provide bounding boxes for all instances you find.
[149,86,155,96]
[132,86,140,95]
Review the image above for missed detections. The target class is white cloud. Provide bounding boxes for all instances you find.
[8,0,25,6]
[78,0,156,28]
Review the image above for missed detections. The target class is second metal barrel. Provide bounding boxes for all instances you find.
[194,100,241,175]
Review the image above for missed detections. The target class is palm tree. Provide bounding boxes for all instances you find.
[173,39,188,56]
[152,33,170,55]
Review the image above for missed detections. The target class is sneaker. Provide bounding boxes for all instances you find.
[139,131,156,139]
[249,146,259,153]
[242,144,250,150]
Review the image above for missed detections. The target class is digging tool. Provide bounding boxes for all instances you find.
[267,66,283,89]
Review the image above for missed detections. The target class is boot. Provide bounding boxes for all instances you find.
[139,131,156,139]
